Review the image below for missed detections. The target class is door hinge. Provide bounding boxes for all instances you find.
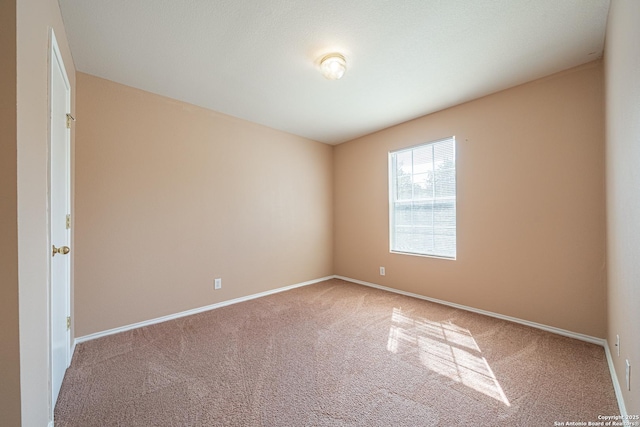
[66,113,75,129]
[66,316,71,330]
[66,214,71,230]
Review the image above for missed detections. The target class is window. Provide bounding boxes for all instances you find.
[389,137,456,259]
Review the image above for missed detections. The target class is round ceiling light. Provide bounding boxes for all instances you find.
[320,53,347,80]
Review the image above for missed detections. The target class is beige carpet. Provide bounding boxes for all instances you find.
[55,279,619,426]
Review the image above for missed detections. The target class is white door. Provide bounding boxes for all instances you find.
[50,29,71,410]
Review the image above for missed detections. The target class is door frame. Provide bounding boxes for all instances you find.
[48,27,72,419]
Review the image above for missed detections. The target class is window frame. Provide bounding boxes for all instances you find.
[388,137,457,260]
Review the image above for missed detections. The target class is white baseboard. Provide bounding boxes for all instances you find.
[74,276,333,345]
[70,338,76,360]
[604,340,628,418]
[73,273,627,417]
[334,275,605,345]
[335,275,632,415]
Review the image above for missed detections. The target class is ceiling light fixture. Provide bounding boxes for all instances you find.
[320,53,347,80]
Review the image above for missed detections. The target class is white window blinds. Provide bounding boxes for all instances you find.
[389,137,456,259]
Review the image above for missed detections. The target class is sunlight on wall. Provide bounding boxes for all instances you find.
[387,308,510,406]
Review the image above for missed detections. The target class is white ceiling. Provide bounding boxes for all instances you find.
[58,0,610,144]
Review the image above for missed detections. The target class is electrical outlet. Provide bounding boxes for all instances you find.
[379,267,385,276]
[616,334,620,357]
[626,359,631,391]
[214,278,222,290]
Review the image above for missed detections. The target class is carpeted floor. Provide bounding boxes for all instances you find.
[55,279,619,426]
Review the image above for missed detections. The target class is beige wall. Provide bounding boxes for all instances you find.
[6,1,632,421]
[0,0,21,425]
[605,0,640,415]
[16,0,76,425]
[74,73,333,336]
[334,61,606,338]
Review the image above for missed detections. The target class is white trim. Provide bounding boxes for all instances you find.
[48,27,72,425]
[390,250,456,261]
[335,276,630,415]
[70,338,77,361]
[335,276,634,413]
[72,274,627,416]
[604,340,628,417]
[335,275,605,345]
[74,276,333,345]
[389,136,457,155]
[388,136,457,260]
[340,276,627,416]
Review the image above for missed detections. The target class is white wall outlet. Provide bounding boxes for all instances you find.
[380,267,385,276]
[626,359,631,391]
[214,278,222,290]
[616,334,620,357]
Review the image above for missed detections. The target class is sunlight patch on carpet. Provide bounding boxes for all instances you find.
[387,307,510,406]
